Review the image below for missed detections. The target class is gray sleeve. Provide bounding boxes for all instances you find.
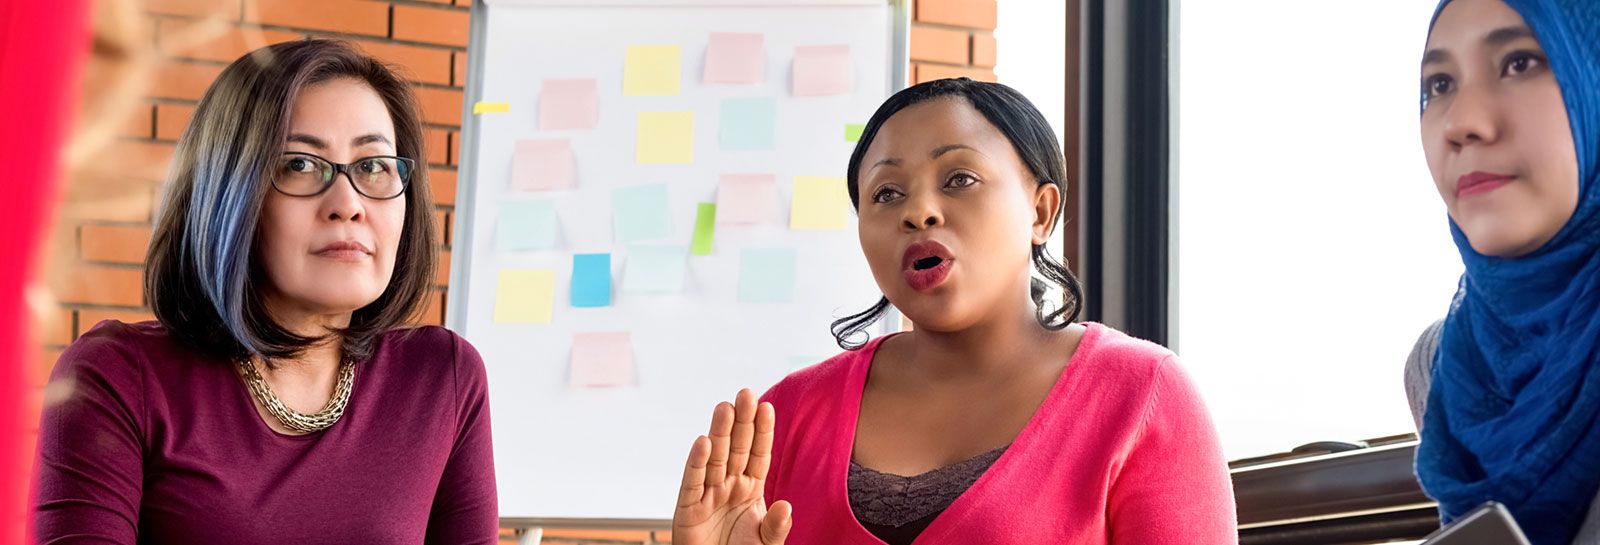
[1404,320,1446,431]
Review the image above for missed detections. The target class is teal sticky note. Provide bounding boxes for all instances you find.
[720,98,776,151]
[612,184,672,243]
[623,246,688,293]
[845,123,865,142]
[738,247,796,303]
[497,200,558,251]
[571,253,612,307]
[691,203,716,256]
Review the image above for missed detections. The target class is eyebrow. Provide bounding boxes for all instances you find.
[1422,25,1537,67]
[286,133,393,149]
[930,144,980,159]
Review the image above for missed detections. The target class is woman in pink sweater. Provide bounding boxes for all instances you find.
[670,78,1237,545]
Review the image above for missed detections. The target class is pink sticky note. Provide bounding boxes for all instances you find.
[511,139,574,191]
[571,332,635,388]
[716,174,781,225]
[792,44,852,96]
[704,32,765,84]
[539,79,598,130]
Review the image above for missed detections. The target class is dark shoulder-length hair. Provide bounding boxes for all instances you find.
[831,77,1085,349]
[146,39,436,364]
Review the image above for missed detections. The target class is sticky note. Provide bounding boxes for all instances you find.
[789,176,850,231]
[624,45,681,96]
[496,200,558,251]
[571,332,635,388]
[473,101,510,114]
[571,253,612,307]
[792,44,852,96]
[511,139,574,191]
[622,246,688,293]
[738,248,797,303]
[494,269,555,324]
[716,174,781,225]
[845,123,865,142]
[719,98,776,151]
[704,32,765,84]
[612,184,673,243]
[691,203,716,256]
[636,111,694,164]
[540,79,598,130]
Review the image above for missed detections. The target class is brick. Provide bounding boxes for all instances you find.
[123,104,154,139]
[48,309,73,346]
[157,20,302,63]
[916,0,997,30]
[435,210,451,246]
[78,309,158,332]
[80,224,153,264]
[108,140,177,182]
[55,266,145,307]
[419,290,445,325]
[424,127,449,165]
[351,40,454,86]
[971,32,996,68]
[429,168,457,206]
[436,250,451,286]
[151,61,224,101]
[453,51,467,87]
[414,86,464,126]
[155,103,197,141]
[540,529,652,541]
[243,0,388,37]
[59,181,155,223]
[392,4,470,48]
[447,130,458,165]
[910,26,968,65]
[415,0,450,3]
[38,349,64,387]
[147,0,240,19]
[915,62,996,84]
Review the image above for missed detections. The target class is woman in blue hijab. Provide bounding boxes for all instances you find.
[1407,0,1600,543]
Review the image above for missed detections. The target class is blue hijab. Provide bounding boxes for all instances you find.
[1417,1,1600,543]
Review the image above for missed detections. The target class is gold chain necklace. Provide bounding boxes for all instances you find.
[237,356,357,433]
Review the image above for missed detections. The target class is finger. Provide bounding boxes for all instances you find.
[726,389,757,480]
[747,401,776,481]
[676,435,711,509]
[705,401,734,489]
[760,500,793,545]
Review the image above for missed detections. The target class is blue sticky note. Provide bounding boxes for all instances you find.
[738,247,796,303]
[498,200,558,251]
[719,98,776,151]
[612,184,673,243]
[623,246,689,294]
[571,253,612,307]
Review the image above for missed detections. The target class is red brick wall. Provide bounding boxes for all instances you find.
[39,1,1006,542]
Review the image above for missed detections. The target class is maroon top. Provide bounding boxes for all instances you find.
[31,321,498,544]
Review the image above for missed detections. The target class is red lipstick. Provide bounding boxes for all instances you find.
[901,240,955,292]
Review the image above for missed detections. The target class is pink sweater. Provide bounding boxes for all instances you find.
[760,323,1237,544]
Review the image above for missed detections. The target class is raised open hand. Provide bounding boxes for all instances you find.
[671,389,792,545]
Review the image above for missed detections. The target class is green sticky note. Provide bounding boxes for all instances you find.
[612,184,673,243]
[720,98,776,150]
[637,111,695,164]
[691,203,717,256]
[494,269,556,324]
[624,45,681,96]
[845,123,865,142]
[497,200,558,252]
[789,176,850,231]
[738,247,797,303]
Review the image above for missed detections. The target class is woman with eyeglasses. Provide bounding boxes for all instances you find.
[1404,0,1600,543]
[30,39,497,544]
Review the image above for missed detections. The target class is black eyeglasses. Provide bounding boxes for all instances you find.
[271,152,415,200]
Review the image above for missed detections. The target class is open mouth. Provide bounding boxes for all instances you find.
[902,241,955,292]
[912,256,945,271]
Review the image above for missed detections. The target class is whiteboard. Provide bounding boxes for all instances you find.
[449,0,909,525]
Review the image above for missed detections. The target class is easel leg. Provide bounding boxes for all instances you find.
[516,527,543,545]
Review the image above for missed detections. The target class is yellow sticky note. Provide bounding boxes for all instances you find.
[494,269,555,324]
[636,111,694,164]
[624,45,681,96]
[473,101,511,115]
[790,176,850,231]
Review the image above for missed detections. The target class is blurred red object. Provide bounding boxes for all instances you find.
[0,1,93,544]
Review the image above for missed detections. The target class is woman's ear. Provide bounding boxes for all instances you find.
[1032,180,1062,245]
